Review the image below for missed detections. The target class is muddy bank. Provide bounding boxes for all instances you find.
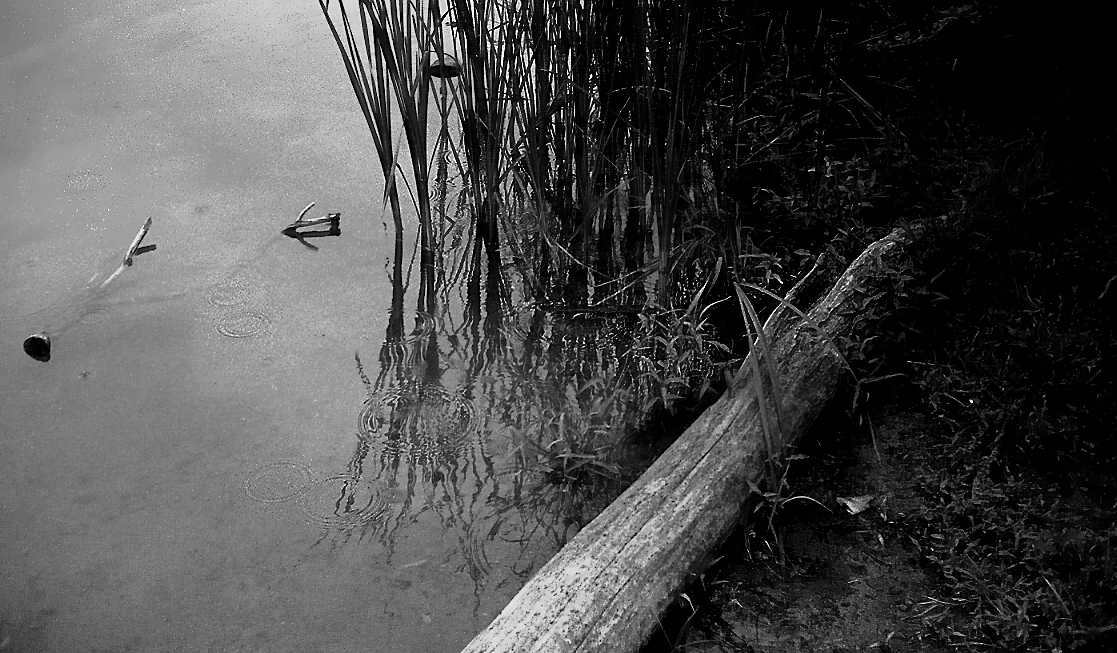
[654,405,951,653]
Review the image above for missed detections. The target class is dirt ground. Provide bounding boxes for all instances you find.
[658,404,952,653]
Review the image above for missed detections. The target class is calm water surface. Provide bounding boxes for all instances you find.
[0,2,590,650]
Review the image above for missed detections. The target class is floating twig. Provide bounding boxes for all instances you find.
[100,217,154,288]
[24,217,156,362]
[287,202,341,230]
[283,202,341,250]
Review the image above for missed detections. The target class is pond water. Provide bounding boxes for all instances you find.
[0,2,634,651]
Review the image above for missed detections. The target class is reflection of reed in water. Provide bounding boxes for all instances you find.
[487,466,604,552]
[374,310,440,369]
[357,382,479,468]
[300,350,488,552]
[299,474,393,536]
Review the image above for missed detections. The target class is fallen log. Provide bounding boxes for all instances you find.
[461,225,924,653]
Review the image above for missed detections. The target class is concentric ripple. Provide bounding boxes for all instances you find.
[206,285,249,307]
[298,474,391,532]
[205,270,263,307]
[404,310,438,343]
[358,383,480,465]
[78,305,111,325]
[244,461,315,503]
[380,310,440,347]
[215,311,271,338]
[378,312,447,369]
[460,527,493,582]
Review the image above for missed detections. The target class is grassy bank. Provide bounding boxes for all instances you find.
[669,3,1117,649]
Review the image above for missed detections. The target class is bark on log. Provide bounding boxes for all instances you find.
[461,226,923,653]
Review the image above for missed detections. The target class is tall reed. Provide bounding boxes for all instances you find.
[317,0,444,269]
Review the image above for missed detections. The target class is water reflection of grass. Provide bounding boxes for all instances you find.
[313,0,803,585]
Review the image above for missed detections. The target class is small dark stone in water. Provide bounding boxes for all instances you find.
[24,334,51,362]
[427,53,461,79]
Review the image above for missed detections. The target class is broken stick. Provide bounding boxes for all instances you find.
[98,217,154,289]
[24,217,156,362]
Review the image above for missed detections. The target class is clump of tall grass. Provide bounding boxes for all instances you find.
[317,0,747,303]
[317,0,440,244]
[318,0,540,268]
[315,0,907,504]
